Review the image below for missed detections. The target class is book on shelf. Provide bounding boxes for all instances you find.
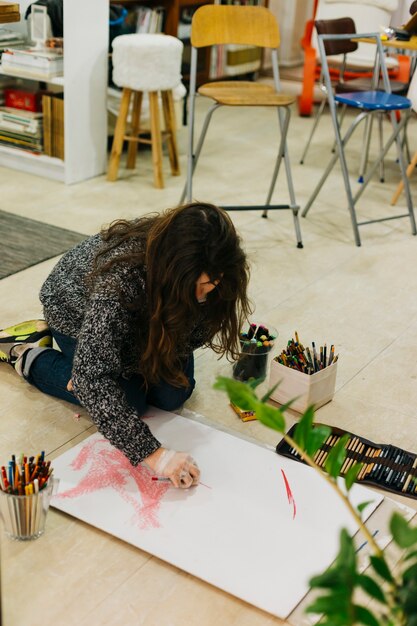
[1,45,64,79]
[0,2,19,14]
[42,92,64,160]
[0,106,43,152]
[0,11,20,23]
[0,106,42,135]
[0,27,26,50]
[136,6,165,33]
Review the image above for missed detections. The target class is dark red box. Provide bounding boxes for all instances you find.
[4,88,43,112]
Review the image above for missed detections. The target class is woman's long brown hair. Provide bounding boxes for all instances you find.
[91,202,252,387]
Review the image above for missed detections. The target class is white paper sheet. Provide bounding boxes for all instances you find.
[51,408,383,618]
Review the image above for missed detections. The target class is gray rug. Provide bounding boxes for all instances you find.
[1,210,87,280]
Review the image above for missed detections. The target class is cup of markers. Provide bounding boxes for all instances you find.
[232,322,277,382]
[269,332,339,413]
[0,452,58,541]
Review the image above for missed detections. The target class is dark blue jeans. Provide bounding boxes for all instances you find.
[25,329,195,415]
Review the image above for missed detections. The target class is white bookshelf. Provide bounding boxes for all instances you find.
[0,0,109,183]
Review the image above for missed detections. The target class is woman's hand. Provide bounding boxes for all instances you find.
[145,447,200,489]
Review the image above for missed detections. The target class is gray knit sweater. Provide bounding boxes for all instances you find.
[40,233,208,465]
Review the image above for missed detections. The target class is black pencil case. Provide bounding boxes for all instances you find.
[276,423,417,500]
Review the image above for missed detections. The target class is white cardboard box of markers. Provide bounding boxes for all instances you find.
[268,359,338,413]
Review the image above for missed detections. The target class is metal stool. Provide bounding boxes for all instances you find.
[302,31,416,247]
[107,33,183,188]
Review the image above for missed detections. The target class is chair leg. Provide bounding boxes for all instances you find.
[299,98,326,165]
[378,113,384,183]
[107,88,132,182]
[358,114,373,183]
[264,106,303,248]
[180,103,219,205]
[302,112,366,219]
[149,91,164,189]
[391,150,417,206]
[161,90,180,176]
[126,91,143,170]
[331,104,347,153]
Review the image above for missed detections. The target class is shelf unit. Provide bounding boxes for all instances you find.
[0,0,109,183]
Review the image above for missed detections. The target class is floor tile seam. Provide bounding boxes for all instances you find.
[337,389,417,423]
[75,555,154,624]
[335,312,417,395]
[48,424,96,457]
[252,250,362,311]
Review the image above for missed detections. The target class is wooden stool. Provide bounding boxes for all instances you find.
[107,34,183,188]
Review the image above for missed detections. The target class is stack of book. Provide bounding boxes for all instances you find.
[0,106,43,152]
[0,1,20,24]
[42,93,64,159]
[0,27,26,51]
[1,45,64,80]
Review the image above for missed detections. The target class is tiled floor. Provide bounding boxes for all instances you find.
[1,89,417,625]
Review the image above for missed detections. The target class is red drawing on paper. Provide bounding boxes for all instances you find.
[55,438,170,530]
[281,469,297,520]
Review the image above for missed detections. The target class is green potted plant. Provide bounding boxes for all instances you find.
[214,376,417,626]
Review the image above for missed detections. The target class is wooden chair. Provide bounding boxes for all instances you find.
[179,4,303,248]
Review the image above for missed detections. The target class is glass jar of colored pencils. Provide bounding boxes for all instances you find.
[232,322,277,382]
[0,452,58,541]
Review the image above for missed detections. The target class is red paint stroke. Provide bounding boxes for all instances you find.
[55,438,170,530]
[281,469,297,520]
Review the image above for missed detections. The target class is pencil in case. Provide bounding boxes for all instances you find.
[276,423,417,500]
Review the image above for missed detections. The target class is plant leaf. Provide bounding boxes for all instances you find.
[345,462,363,491]
[390,512,417,549]
[213,376,257,411]
[357,500,374,514]
[353,604,381,626]
[309,567,345,589]
[305,590,349,615]
[324,434,349,478]
[254,401,285,433]
[370,554,394,583]
[356,574,386,604]
[403,581,417,614]
[336,528,357,572]
[306,424,332,458]
[260,382,280,403]
[403,561,417,583]
[404,548,417,561]
[293,405,315,451]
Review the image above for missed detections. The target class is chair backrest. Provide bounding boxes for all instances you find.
[313,0,399,68]
[191,5,280,49]
[315,17,358,56]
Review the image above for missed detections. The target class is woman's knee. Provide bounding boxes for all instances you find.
[151,378,195,412]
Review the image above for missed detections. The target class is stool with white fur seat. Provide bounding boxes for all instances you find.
[107,33,183,188]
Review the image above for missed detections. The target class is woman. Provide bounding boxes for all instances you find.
[0,203,251,488]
